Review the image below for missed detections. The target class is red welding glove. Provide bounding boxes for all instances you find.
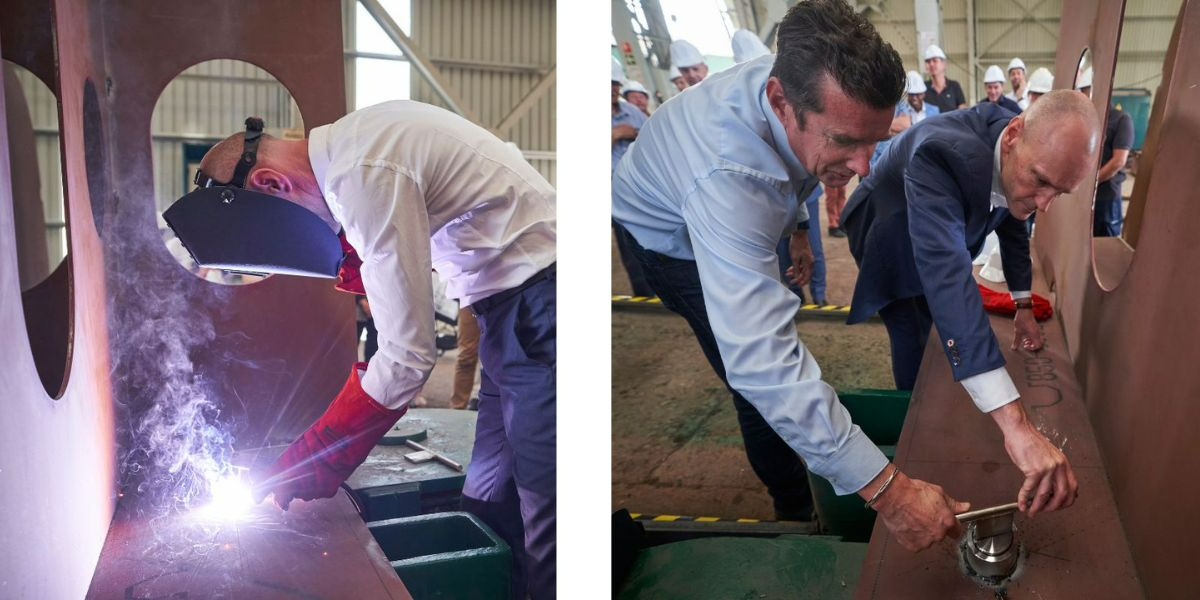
[254,362,405,509]
[335,232,365,295]
[978,284,1054,321]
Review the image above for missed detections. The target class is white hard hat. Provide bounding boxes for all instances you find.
[669,64,683,81]
[1076,66,1093,89]
[731,29,770,64]
[1027,67,1053,94]
[670,39,705,68]
[984,65,1005,84]
[622,79,648,96]
[905,70,926,94]
[611,56,625,83]
[1007,58,1026,73]
[924,44,946,61]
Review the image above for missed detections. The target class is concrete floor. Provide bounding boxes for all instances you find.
[612,189,896,520]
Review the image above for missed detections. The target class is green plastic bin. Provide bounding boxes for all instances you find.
[807,389,911,541]
[368,512,511,599]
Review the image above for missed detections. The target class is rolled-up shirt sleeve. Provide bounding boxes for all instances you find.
[331,163,438,409]
[682,169,887,495]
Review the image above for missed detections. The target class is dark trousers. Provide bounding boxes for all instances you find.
[462,265,556,599]
[614,224,814,518]
[877,296,933,390]
[356,319,378,361]
[613,220,655,297]
[1093,184,1123,237]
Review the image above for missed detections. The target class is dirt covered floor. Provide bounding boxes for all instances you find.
[612,189,897,520]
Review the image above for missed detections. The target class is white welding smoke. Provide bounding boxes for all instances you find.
[106,196,242,515]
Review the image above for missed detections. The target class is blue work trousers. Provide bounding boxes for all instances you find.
[614,224,814,519]
[462,265,556,600]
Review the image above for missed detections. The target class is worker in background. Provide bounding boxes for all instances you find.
[614,0,971,552]
[731,28,770,64]
[1006,58,1030,110]
[612,57,654,298]
[669,64,688,91]
[190,100,556,599]
[450,308,481,410]
[1087,67,1134,237]
[670,39,708,86]
[842,91,1097,519]
[923,44,967,112]
[869,71,940,169]
[622,79,652,116]
[1026,68,1053,106]
[980,65,1023,114]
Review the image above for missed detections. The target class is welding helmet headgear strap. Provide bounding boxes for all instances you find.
[193,117,265,189]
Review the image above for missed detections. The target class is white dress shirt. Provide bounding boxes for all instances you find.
[308,100,556,408]
[613,55,886,495]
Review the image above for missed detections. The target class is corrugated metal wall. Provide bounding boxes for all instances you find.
[150,60,302,214]
[9,63,66,267]
[1113,0,1182,95]
[409,0,556,184]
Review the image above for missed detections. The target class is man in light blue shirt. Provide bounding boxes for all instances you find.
[613,0,968,552]
[611,59,647,176]
[612,58,652,297]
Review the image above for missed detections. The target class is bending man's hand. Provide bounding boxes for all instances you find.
[1012,308,1044,352]
[863,466,969,552]
[786,228,815,287]
[990,401,1078,516]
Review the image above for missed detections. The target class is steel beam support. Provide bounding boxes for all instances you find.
[358,0,479,124]
[495,66,557,135]
[612,0,669,104]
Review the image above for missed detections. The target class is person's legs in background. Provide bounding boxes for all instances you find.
[1093,185,1122,237]
[804,186,827,305]
[450,308,481,410]
[616,224,815,521]
[613,221,655,297]
[825,185,848,237]
[876,296,934,390]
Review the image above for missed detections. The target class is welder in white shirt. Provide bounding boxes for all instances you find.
[180,102,556,599]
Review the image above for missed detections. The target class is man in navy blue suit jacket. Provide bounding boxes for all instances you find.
[843,91,1099,517]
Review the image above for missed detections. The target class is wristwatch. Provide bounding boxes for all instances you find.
[1014,299,1034,311]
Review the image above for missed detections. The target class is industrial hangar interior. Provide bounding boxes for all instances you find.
[1,0,554,598]
[611,1,1199,598]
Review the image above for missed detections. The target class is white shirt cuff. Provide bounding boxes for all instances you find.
[960,366,1020,413]
[1010,290,1032,300]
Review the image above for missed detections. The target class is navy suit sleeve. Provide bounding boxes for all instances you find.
[995,213,1032,292]
[904,140,1006,381]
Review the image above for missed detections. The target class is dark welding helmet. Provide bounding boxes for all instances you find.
[162,117,343,279]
